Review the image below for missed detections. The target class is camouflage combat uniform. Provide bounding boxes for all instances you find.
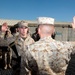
[23,36,75,75]
[0,32,5,38]
[15,35,34,75]
[0,31,14,69]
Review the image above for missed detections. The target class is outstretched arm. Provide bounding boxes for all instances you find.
[72,16,75,29]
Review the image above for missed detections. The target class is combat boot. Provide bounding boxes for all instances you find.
[4,64,7,69]
[8,64,12,69]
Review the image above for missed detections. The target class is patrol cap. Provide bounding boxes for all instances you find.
[37,17,55,25]
[18,21,28,28]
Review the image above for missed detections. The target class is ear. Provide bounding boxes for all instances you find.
[18,28,20,32]
[38,27,40,34]
[53,29,55,34]
[51,26,55,34]
[27,28,29,33]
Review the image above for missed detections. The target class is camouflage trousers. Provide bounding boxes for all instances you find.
[2,47,12,68]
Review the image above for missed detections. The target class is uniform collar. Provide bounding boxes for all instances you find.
[40,36,54,41]
[18,34,30,41]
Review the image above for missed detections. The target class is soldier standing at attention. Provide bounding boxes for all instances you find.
[23,17,75,75]
[13,21,34,75]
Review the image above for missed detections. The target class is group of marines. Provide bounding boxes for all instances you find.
[0,16,75,75]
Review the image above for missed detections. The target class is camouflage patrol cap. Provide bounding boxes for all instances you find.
[18,21,28,28]
[37,17,55,25]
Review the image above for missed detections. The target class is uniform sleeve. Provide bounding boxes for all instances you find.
[23,46,31,70]
[0,38,8,46]
[23,45,39,74]
[65,49,75,75]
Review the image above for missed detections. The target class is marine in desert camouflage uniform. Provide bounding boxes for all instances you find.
[14,21,34,75]
[22,17,75,75]
[0,22,14,69]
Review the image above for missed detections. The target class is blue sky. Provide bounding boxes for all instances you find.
[0,0,75,22]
